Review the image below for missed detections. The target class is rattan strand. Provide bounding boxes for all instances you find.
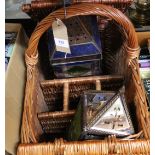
[17,138,150,155]
[22,0,133,13]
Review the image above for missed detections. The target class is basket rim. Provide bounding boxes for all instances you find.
[17,138,150,155]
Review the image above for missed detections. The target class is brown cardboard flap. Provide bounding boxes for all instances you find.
[5,23,28,155]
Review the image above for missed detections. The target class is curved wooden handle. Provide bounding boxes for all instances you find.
[25,3,139,66]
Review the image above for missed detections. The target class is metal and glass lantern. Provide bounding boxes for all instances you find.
[48,16,102,78]
[68,87,135,140]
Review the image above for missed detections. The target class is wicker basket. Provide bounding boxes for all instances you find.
[17,3,150,155]
[22,0,133,20]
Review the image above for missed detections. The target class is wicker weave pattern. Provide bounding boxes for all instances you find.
[17,137,150,155]
[41,84,63,111]
[22,0,133,20]
[19,3,150,154]
[41,76,123,111]
[22,0,133,10]
[38,110,75,133]
[38,76,123,134]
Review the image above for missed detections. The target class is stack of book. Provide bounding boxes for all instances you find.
[5,32,17,71]
[138,40,150,104]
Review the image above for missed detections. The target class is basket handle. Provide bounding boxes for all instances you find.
[22,4,150,143]
[25,3,140,67]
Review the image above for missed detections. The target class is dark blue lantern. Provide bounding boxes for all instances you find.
[48,15,102,78]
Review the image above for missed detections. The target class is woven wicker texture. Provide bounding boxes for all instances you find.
[41,75,124,111]
[17,137,150,155]
[38,110,75,133]
[22,0,133,20]
[38,76,123,134]
[18,3,150,154]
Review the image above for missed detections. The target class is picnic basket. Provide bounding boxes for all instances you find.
[22,0,133,20]
[17,3,150,155]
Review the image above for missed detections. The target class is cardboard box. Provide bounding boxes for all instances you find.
[5,23,28,155]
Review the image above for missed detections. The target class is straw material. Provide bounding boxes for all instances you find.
[22,0,133,20]
[18,3,150,154]
[17,137,150,155]
[40,75,124,111]
[38,75,123,133]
